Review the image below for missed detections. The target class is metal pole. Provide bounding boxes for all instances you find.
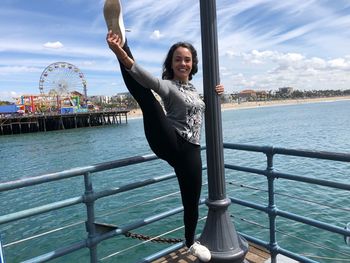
[267,153,278,263]
[199,0,248,262]
[0,234,5,263]
[84,173,98,263]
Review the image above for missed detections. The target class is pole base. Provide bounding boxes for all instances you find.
[199,198,249,263]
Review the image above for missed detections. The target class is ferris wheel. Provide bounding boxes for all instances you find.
[39,62,87,100]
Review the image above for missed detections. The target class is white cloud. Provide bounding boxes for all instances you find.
[150,30,163,40]
[221,49,350,92]
[0,66,41,75]
[82,61,95,67]
[0,91,19,102]
[43,41,64,49]
[1,1,350,96]
[251,50,275,59]
[307,57,327,70]
[328,58,350,70]
[279,53,305,62]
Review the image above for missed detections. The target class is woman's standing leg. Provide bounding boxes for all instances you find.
[173,136,202,248]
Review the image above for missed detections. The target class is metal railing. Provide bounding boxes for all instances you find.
[223,143,350,263]
[0,144,349,263]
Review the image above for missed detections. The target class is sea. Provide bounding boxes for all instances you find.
[0,100,349,263]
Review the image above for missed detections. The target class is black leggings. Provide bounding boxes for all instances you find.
[119,42,202,247]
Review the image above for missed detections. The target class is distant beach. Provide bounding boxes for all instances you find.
[127,95,350,119]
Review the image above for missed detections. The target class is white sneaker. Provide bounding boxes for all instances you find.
[103,0,126,46]
[189,241,211,262]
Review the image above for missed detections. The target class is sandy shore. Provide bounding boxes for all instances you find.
[127,96,350,119]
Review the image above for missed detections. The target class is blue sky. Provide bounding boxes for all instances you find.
[1,0,350,101]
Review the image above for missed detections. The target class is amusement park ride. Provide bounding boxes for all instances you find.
[16,62,89,114]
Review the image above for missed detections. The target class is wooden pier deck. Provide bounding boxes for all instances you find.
[152,242,270,263]
[0,110,129,135]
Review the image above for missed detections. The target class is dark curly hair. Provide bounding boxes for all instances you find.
[162,42,198,81]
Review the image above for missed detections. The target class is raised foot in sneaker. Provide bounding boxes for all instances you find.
[103,0,125,46]
[189,241,211,262]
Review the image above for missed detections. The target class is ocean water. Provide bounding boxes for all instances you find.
[0,100,349,262]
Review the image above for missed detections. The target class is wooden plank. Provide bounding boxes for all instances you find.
[152,242,270,263]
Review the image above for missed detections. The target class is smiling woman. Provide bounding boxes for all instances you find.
[104,0,226,261]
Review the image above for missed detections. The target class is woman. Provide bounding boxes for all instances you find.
[104,0,224,261]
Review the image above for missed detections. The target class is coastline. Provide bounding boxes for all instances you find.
[127,95,350,119]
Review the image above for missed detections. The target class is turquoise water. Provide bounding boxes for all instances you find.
[1,100,350,262]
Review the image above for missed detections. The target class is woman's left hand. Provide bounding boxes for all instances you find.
[215,84,224,95]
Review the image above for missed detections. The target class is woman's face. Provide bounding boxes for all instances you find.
[171,47,193,82]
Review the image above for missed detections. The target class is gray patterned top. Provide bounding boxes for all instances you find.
[127,63,205,145]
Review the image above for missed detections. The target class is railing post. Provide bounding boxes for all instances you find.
[199,0,248,262]
[84,172,98,263]
[0,234,5,263]
[266,150,278,263]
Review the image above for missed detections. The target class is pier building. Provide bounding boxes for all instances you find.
[0,110,129,135]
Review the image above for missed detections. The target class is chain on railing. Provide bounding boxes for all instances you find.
[124,231,183,244]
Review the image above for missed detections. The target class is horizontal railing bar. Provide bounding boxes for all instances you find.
[224,164,266,176]
[0,196,83,225]
[225,164,350,191]
[137,233,202,263]
[276,228,350,258]
[273,148,350,162]
[223,143,273,154]
[230,197,267,213]
[101,224,186,261]
[223,143,350,162]
[22,240,87,263]
[233,215,350,258]
[276,209,350,236]
[0,154,159,192]
[94,199,205,246]
[6,189,184,249]
[137,242,184,263]
[233,215,350,259]
[95,190,182,221]
[229,181,350,212]
[21,203,189,263]
[2,143,348,263]
[276,247,319,263]
[0,171,179,226]
[4,221,84,248]
[94,172,177,200]
[1,175,182,253]
[89,205,188,247]
[230,196,350,237]
[272,171,350,191]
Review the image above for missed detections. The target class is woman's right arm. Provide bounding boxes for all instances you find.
[106,30,134,69]
[106,31,169,97]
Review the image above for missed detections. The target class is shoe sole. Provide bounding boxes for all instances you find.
[103,0,125,46]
